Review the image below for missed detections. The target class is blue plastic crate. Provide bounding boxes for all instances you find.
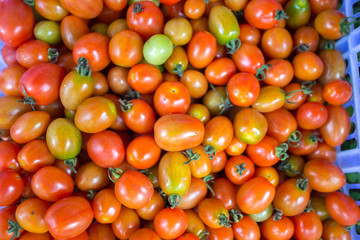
[0,0,360,238]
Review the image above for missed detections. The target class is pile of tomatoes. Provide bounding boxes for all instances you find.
[0,0,360,239]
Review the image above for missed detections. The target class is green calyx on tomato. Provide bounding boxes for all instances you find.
[273,208,283,221]
[293,43,310,53]
[183,149,201,164]
[274,10,289,21]
[64,158,78,174]
[173,64,184,77]
[340,17,357,36]
[133,2,143,13]
[256,64,272,81]
[203,145,216,159]
[208,83,232,115]
[285,81,315,104]
[23,0,34,6]
[47,48,59,64]
[168,194,182,209]
[18,83,36,111]
[236,163,247,176]
[203,174,215,196]
[309,133,323,144]
[229,209,243,223]
[108,167,124,183]
[287,130,302,147]
[218,213,231,227]
[8,219,22,240]
[76,57,92,77]
[86,190,96,200]
[275,143,289,161]
[296,177,309,191]
[226,39,241,55]
[118,99,133,112]
[198,230,210,240]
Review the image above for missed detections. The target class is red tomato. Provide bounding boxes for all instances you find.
[291,210,323,240]
[1,45,18,66]
[60,15,90,51]
[307,142,337,163]
[260,214,294,240]
[0,141,21,172]
[16,40,51,69]
[197,198,230,229]
[184,209,206,237]
[178,177,207,210]
[246,136,281,167]
[211,178,237,210]
[264,108,297,143]
[207,226,234,240]
[232,216,261,240]
[225,156,255,185]
[92,189,122,224]
[0,0,34,47]
[296,102,328,130]
[205,58,237,86]
[59,0,103,19]
[288,129,320,156]
[19,232,53,240]
[323,80,352,105]
[87,130,125,168]
[227,73,260,107]
[232,43,265,75]
[239,23,261,46]
[130,228,161,240]
[0,170,24,206]
[264,59,294,87]
[126,135,161,169]
[44,196,94,239]
[292,52,324,81]
[111,207,140,239]
[254,166,280,187]
[88,222,116,240]
[0,65,26,98]
[202,116,234,152]
[293,26,319,52]
[128,63,163,94]
[314,10,346,40]
[0,206,25,240]
[187,31,217,69]
[325,192,360,226]
[322,219,351,240]
[261,27,293,59]
[154,207,188,239]
[225,135,247,156]
[237,177,275,214]
[136,190,165,220]
[244,0,285,29]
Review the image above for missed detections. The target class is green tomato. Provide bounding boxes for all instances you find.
[34,20,61,45]
[284,0,311,30]
[46,118,82,160]
[143,34,173,65]
[208,5,240,46]
[248,204,273,222]
[128,0,160,7]
[91,23,109,35]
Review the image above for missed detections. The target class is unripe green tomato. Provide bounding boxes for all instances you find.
[34,20,61,45]
[143,34,173,65]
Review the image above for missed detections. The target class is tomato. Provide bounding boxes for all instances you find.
[136,190,165,220]
[252,86,285,113]
[75,161,110,192]
[0,96,32,129]
[0,206,24,240]
[207,226,234,240]
[260,214,294,240]
[0,170,24,206]
[197,198,230,229]
[288,129,320,155]
[227,73,260,107]
[126,135,161,169]
[92,189,121,224]
[91,72,108,96]
[209,151,226,173]
[0,0,34,47]
[248,204,274,223]
[187,31,217,69]
[189,17,209,33]
[18,139,55,172]
[263,59,293,88]
[326,192,360,226]
[292,52,324,81]
[209,178,236,210]
[202,86,227,116]
[45,196,93,239]
[0,65,25,98]
[180,70,208,99]
[35,0,68,21]
[184,146,211,178]
[127,1,164,40]
[176,233,199,240]
[59,0,103,19]
[310,195,329,221]
[107,67,131,95]
[130,228,161,240]
[164,17,192,45]
[225,135,247,156]
[144,34,174,65]
[15,198,50,234]
[225,156,254,185]
[322,219,351,240]
[273,178,311,216]
[154,207,187,239]
[291,210,323,240]
[232,216,261,240]
[0,141,20,172]
[87,130,125,168]
[160,0,182,6]
[314,10,346,40]
[128,64,163,94]
[283,83,308,110]
[164,46,188,77]
[246,136,282,167]
[10,111,50,144]
[184,209,206,237]
[319,49,346,86]
[55,231,89,240]
[60,15,90,50]
[261,27,293,59]
[20,232,53,240]
[88,222,116,240]
[34,20,61,45]
[57,52,77,75]
[110,207,139,239]
[279,154,305,178]
[323,80,352,105]
[15,40,50,69]
[104,0,127,11]
[293,26,319,52]
[231,43,265,75]
[202,116,233,153]
[1,45,18,66]
[264,108,297,143]
[238,23,260,46]
[205,58,236,86]
[254,167,279,187]
[307,142,337,163]
[309,0,338,15]
[284,0,311,30]
[319,105,350,147]
[154,114,205,151]
[244,0,285,29]
[296,102,328,130]
[233,108,268,145]
[20,63,65,106]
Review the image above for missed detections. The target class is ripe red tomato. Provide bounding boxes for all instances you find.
[288,129,320,156]
[202,116,234,152]
[323,80,352,105]
[232,43,265,75]
[227,72,260,107]
[0,170,24,206]
[126,135,161,169]
[261,27,293,59]
[225,135,247,156]
[211,178,237,210]
[239,23,261,46]
[207,226,234,240]
[19,232,53,240]
[128,63,163,94]
[178,177,207,210]
[260,214,294,240]
[0,206,25,240]
[130,228,161,240]
[0,65,26,98]
[154,207,188,239]
[254,166,280,187]
[244,0,285,29]
[293,26,319,52]
[325,192,360,226]
[60,15,90,51]
[111,207,140,239]
[59,0,103,19]
[184,209,206,237]
[0,141,21,172]
[16,40,51,69]
[92,189,122,224]
[187,31,217,69]
[292,52,324,81]
[136,190,165,220]
[291,210,323,240]
[264,108,297,143]
[322,219,351,240]
[246,136,282,167]
[205,58,237,86]
[180,70,208,99]
[225,156,255,185]
[307,142,337,163]
[232,216,260,240]
[88,222,116,240]
[314,10,346,40]
[197,198,230,229]
[296,102,328,130]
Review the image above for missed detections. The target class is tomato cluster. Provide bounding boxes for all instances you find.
[0,0,359,239]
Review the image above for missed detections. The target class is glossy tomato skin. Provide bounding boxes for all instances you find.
[261,27,293,59]
[60,15,90,50]
[187,31,217,69]
[225,135,247,156]
[225,156,255,185]
[0,0,34,47]
[232,216,261,240]
[202,116,233,152]
[319,105,350,147]
[314,10,346,40]
[46,118,82,160]
[310,195,329,221]
[59,0,103,19]
[239,23,261,46]
[205,58,236,86]
[211,178,237,210]
[92,189,122,224]
[20,63,65,106]
[0,65,26,98]
[244,0,284,29]
[111,207,140,239]
[260,214,294,240]
[0,170,24,206]
[291,210,323,240]
[293,26,319,52]
[136,190,165,220]
[246,136,280,167]
[288,129,320,156]
[16,40,50,69]
[232,43,264,74]
[254,167,280,187]
[154,114,205,152]
[325,192,360,226]
[197,198,230,229]
[323,80,352,105]
[75,161,110,192]
[0,206,25,240]
[45,196,94,239]
[130,228,161,240]
[292,51,324,81]
[154,207,188,239]
[264,108,297,143]
[318,49,346,86]
[296,102,328,130]
[19,232,53,240]
[227,73,260,107]
[322,219,351,240]
[185,146,212,178]
[0,141,21,172]
[177,177,207,210]
[207,226,234,240]
[307,142,337,163]
[0,96,32,129]
[88,222,116,240]
[128,63,163,94]
[184,209,206,237]
[251,86,285,113]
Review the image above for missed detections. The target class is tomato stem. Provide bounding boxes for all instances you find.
[133,2,143,13]
[274,10,289,21]
[218,213,231,228]
[87,190,96,200]
[183,149,201,164]
[23,0,34,6]
[208,83,232,115]
[108,168,123,183]
[292,43,310,53]
[256,64,272,81]
[199,230,209,240]
[309,133,323,144]
[203,0,209,4]
[76,57,92,77]
[287,130,302,147]
[203,145,216,160]
[284,81,315,103]
[124,89,140,100]
[118,99,133,112]
[168,194,182,209]
[340,17,357,36]
[275,143,289,161]
[64,158,78,174]
[173,64,184,77]
[235,163,247,176]
[8,220,22,240]
[156,187,168,204]
[273,208,283,221]
[229,209,243,223]
[226,39,241,55]
[296,178,309,191]
[345,221,360,231]
[203,175,215,197]
[47,48,59,63]
[324,40,335,50]
[18,83,36,111]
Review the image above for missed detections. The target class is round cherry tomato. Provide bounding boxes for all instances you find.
[92,189,122,224]
[202,116,233,152]
[180,70,208,99]
[232,216,261,240]
[260,214,294,240]
[296,102,328,130]
[227,73,260,107]
[292,51,324,81]
[231,43,265,75]
[0,206,25,240]
[1,45,18,66]
[164,17,192,45]
[59,0,103,19]
[291,210,323,240]
[264,108,297,143]
[322,219,351,240]
[34,20,61,45]
[187,31,217,69]
[0,96,32,129]
[143,34,174,65]
[178,177,207,210]
[251,86,285,113]
[246,135,282,167]
[75,161,110,192]
[198,198,230,229]
[323,80,352,105]
[284,0,311,30]
[261,27,293,59]
[309,0,338,15]
[293,26,319,52]
[136,190,165,220]
[60,15,90,50]
[0,170,24,206]
[126,135,161,169]
[314,10,346,40]
[244,0,285,29]
[210,178,237,210]
[111,207,140,239]
[205,58,236,86]
[184,0,206,19]
[154,207,187,239]
[225,156,254,185]
[254,166,280,187]
[35,0,69,21]
[288,129,320,156]
[207,226,234,240]
[128,63,163,94]
[16,40,51,69]
[307,142,337,163]
[264,59,294,87]
[225,135,247,156]
[239,23,261,46]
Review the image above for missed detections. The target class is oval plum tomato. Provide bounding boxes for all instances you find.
[19,63,65,106]
[227,73,260,107]
[19,232,53,240]
[127,1,164,40]
[322,219,351,240]
[111,207,140,239]
[158,152,191,207]
[239,23,261,46]
[202,116,233,153]
[88,222,116,240]
[153,81,191,116]
[87,130,125,168]
[73,33,110,72]
[251,86,285,113]
[264,59,294,87]
[314,10,346,40]
[59,0,103,19]
[16,40,51,69]
[210,151,227,173]
[0,65,26,98]
[273,178,311,216]
[260,214,294,240]
[31,166,74,202]
[155,208,188,239]
[184,146,211,178]
[92,189,122,224]
[291,210,323,240]
[261,27,293,59]
[205,58,236,86]
[0,170,24,206]
[154,114,205,152]
[232,216,261,240]
[288,129,321,155]
[104,0,127,11]
[210,178,237,210]
[0,141,21,172]
[225,156,255,185]
[225,135,247,156]
[130,228,161,240]
[46,118,82,160]
[163,17,192,46]
[325,191,360,226]
[197,198,230,229]
[0,96,32,129]
[10,111,50,144]
[15,198,51,234]
[180,70,208,99]
[60,15,90,51]
[293,26,319,52]
[233,108,268,145]
[264,108,297,143]
[231,43,265,75]
[109,30,143,68]
[237,177,275,214]
[185,0,206,21]
[307,142,337,163]
[319,105,350,147]
[296,102,328,130]
[1,206,25,240]
[45,196,94,239]
[126,135,161,170]
[187,31,217,69]
[178,177,207,210]
[136,190,165,220]
[323,80,352,105]
[114,170,154,209]
[74,96,117,134]
[292,51,324,81]
[246,136,282,167]
[75,161,110,192]
[318,49,346,86]
[207,226,234,240]
[17,139,55,173]
[184,209,206,237]
[164,46,188,77]
[128,63,163,94]
[92,72,109,96]
[0,0,34,47]
[309,0,338,15]
[35,0,69,21]
[254,167,279,187]
[244,0,286,29]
